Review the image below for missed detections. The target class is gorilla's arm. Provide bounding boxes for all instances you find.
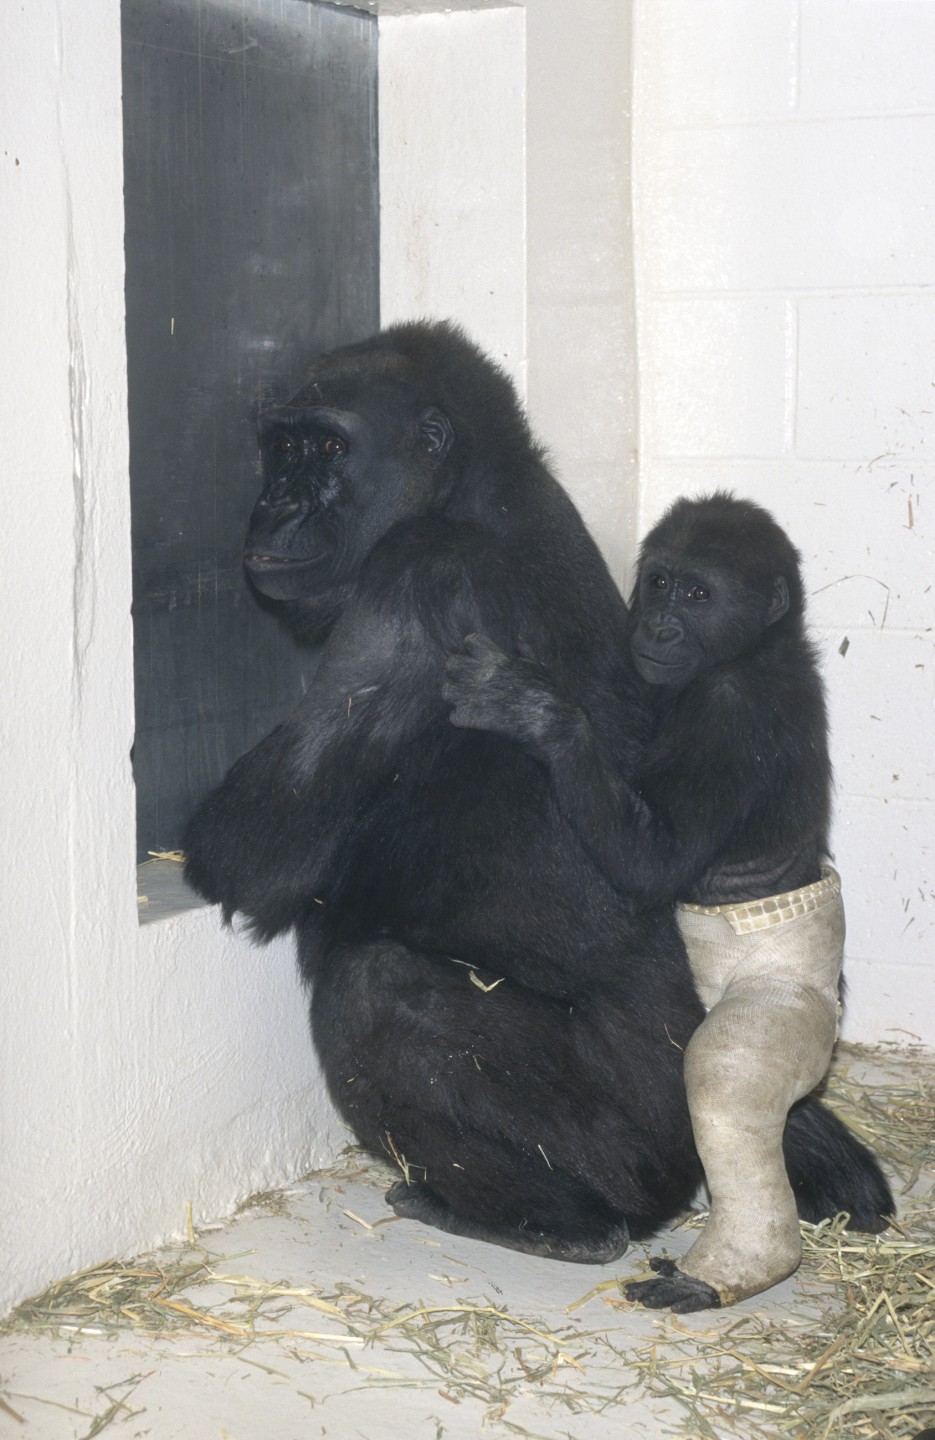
[186,531,484,938]
[444,634,767,908]
[185,598,430,936]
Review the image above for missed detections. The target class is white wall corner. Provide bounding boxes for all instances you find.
[0,0,344,1318]
[379,1,639,589]
[378,8,528,388]
[525,0,639,591]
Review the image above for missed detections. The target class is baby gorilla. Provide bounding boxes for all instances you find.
[443,492,893,1311]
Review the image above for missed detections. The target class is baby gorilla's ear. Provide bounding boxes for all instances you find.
[766,575,790,625]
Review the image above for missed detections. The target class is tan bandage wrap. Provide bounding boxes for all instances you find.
[675,866,844,1305]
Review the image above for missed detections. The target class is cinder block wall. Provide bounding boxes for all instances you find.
[632,0,935,1045]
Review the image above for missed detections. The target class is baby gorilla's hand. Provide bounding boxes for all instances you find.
[625,1257,722,1314]
[443,633,572,751]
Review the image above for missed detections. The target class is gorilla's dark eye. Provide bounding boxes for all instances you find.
[273,432,298,460]
[649,574,668,591]
[688,584,710,602]
[320,435,346,460]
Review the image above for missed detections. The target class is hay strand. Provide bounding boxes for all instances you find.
[3,1044,933,1437]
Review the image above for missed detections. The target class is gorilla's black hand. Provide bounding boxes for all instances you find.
[625,1257,721,1314]
[443,633,576,753]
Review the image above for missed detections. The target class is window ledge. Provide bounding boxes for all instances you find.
[137,858,208,925]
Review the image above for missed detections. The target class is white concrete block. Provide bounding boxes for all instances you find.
[797,294,935,461]
[796,463,935,633]
[638,461,806,527]
[833,795,934,980]
[839,956,935,1048]
[557,458,638,597]
[800,0,935,117]
[525,0,638,582]
[825,629,935,803]
[528,299,637,468]
[634,0,798,127]
[640,117,935,293]
[641,296,788,458]
[379,9,526,384]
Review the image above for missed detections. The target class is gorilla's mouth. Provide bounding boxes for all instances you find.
[245,552,329,588]
[245,551,331,601]
[635,652,684,669]
[246,552,323,568]
[632,651,690,688]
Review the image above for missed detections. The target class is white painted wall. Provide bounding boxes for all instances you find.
[632,0,935,1045]
[379,1,638,587]
[379,8,528,376]
[525,1,639,589]
[0,0,344,1318]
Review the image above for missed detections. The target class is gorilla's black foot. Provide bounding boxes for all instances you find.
[386,1179,449,1224]
[386,1180,629,1264]
[784,1098,894,1233]
[625,1257,721,1314]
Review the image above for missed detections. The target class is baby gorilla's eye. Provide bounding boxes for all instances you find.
[320,434,346,460]
[687,584,710,602]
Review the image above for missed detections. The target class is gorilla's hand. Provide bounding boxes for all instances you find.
[443,633,577,753]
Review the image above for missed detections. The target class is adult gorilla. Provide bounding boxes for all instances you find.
[185,323,887,1262]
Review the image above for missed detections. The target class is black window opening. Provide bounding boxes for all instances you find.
[123,0,379,866]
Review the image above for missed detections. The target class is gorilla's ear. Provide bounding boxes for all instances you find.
[418,406,454,458]
[766,576,790,625]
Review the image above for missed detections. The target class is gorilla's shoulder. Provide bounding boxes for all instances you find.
[359,516,517,650]
[363,515,506,591]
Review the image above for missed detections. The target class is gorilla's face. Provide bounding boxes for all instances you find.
[629,550,789,693]
[245,375,453,634]
[247,403,385,603]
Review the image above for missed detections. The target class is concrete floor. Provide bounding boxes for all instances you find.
[2,1048,933,1440]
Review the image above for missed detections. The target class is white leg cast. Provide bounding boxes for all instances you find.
[675,882,844,1305]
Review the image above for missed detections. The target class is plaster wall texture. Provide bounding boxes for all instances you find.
[379,2,638,589]
[0,0,344,1319]
[632,0,935,1046]
[378,8,527,381]
[524,0,639,591]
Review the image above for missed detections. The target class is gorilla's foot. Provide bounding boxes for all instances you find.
[625,1257,721,1314]
[784,1097,894,1233]
[385,1180,629,1264]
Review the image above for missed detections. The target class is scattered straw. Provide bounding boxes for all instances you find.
[2,1046,933,1438]
[613,1043,935,1438]
[614,1207,935,1438]
[821,1042,935,1192]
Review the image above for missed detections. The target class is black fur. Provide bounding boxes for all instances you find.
[443,491,895,1259]
[446,493,835,907]
[186,332,891,1262]
[622,492,831,905]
